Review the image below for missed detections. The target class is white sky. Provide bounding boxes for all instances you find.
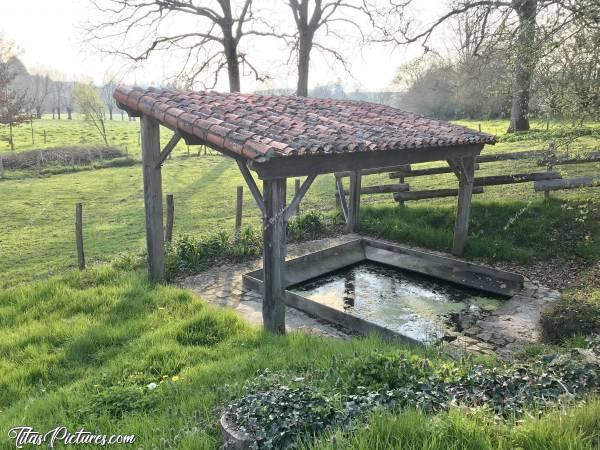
[0,0,449,92]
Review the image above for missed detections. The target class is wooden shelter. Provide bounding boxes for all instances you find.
[114,87,496,334]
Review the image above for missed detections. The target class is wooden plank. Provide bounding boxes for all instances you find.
[294,179,301,216]
[262,178,287,334]
[537,151,600,166]
[75,203,85,270]
[341,183,409,195]
[237,160,265,215]
[448,157,476,256]
[155,131,181,168]
[335,165,411,178]
[235,186,243,234]
[389,163,480,178]
[394,186,484,201]
[347,171,361,233]
[141,114,165,281]
[284,174,316,222]
[474,171,561,186]
[534,177,600,192]
[475,149,549,163]
[249,144,483,179]
[336,176,349,222]
[165,194,174,244]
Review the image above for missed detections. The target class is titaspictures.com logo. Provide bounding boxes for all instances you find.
[8,426,136,448]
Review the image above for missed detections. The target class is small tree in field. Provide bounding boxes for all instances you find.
[74,83,108,146]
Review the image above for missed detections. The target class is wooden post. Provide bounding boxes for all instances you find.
[235,186,243,235]
[294,179,301,216]
[346,170,361,232]
[30,119,34,145]
[398,175,405,206]
[141,115,165,281]
[262,177,287,334]
[165,194,174,244]
[449,157,476,256]
[75,203,85,270]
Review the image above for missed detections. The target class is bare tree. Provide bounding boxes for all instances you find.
[87,0,274,92]
[285,0,367,96]
[74,83,109,145]
[0,35,29,151]
[52,79,64,120]
[30,74,51,119]
[366,0,600,132]
[101,78,118,120]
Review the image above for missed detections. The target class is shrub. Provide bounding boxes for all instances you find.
[541,296,600,344]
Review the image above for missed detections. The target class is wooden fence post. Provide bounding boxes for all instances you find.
[235,186,243,235]
[165,194,174,244]
[75,203,85,270]
[294,179,301,216]
[0,155,4,179]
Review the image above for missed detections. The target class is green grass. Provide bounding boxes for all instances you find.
[1,119,599,288]
[1,266,598,449]
[308,404,600,450]
[0,266,428,449]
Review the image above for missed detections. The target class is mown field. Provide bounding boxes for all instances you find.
[0,117,598,287]
[0,116,599,448]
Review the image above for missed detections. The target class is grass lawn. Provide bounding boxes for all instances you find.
[1,119,598,287]
[0,267,598,449]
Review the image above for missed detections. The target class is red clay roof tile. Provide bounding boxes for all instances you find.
[114,87,496,161]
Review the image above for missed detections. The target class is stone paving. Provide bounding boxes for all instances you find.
[181,235,561,359]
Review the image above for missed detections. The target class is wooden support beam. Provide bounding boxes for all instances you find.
[394,186,484,201]
[389,164,480,179]
[155,131,181,168]
[237,160,265,215]
[165,194,174,244]
[235,186,243,234]
[474,172,561,186]
[262,178,287,334]
[284,174,316,222]
[75,203,85,270]
[294,179,301,216]
[336,176,349,222]
[141,114,165,281]
[448,156,476,257]
[335,165,411,178]
[341,183,409,195]
[347,170,361,233]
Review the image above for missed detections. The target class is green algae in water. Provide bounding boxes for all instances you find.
[290,261,503,343]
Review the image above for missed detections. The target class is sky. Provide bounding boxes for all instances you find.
[0,0,448,92]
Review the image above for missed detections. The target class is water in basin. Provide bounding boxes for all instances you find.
[290,261,502,343]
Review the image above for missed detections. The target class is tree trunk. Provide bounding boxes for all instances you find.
[109,106,113,121]
[224,35,241,92]
[57,107,61,120]
[67,108,72,120]
[297,32,313,97]
[507,0,537,133]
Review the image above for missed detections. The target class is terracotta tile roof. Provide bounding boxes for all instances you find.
[114,86,496,161]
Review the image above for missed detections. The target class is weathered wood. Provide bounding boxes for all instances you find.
[141,114,165,281]
[284,174,316,222]
[249,144,483,179]
[75,203,85,270]
[474,171,561,186]
[394,186,484,201]
[347,171,361,233]
[537,151,600,167]
[165,194,174,244]
[448,157,476,256]
[534,177,600,192]
[155,131,181,168]
[237,160,265,215]
[262,178,287,334]
[294,179,301,216]
[475,149,549,163]
[336,177,349,222]
[335,165,411,178]
[0,155,4,178]
[341,183,409,195]
[235,186,243,234]
[389,164,480,178]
